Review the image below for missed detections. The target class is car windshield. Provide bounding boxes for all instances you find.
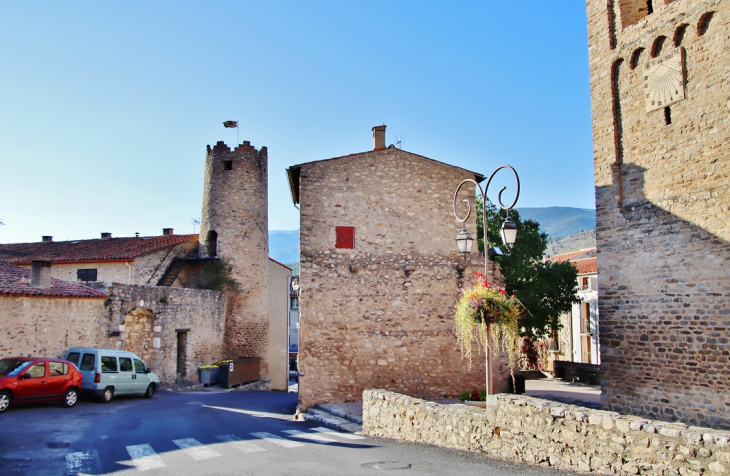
[0,359,32,376]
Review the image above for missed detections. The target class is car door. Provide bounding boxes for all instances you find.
[100,355,119,392]
[133,358,149,394]
[45,361,71,398]
[117,357,135,395]
[77,352,97,391]
[15,362,48,401]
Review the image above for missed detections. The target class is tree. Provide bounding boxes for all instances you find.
[476,197,580,338]
[198,258,240,292]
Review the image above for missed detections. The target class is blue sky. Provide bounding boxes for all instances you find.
[0,2,594,244]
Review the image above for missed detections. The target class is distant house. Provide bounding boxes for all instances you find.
[548,248,599,367]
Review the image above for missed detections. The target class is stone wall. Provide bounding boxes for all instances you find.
[587,0,730,428]
[103,284,226,383]
[199,141,270,377]
[364,389,730,475]
[0,296,106,358]
[296,147,511,409]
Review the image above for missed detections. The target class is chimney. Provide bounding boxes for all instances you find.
[372,125,386,150]
[30,260,52,288]
[42,236,53,243]
[162,228,174,236]
[101,232,112,239]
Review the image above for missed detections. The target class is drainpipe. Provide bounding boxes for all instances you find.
[126,262,132,284]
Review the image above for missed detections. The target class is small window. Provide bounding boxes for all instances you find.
[66,352,80,366]
[664,106,672,125]
[49,362,68,376]
[290,296,299,309]
[80,354,95,371]
[26,362,46,378]
[77,269,98,282]
[101,356,118,373]
[119,357,133,372]
[134,359,147,374]
[224,160,233,171]
[581,277,590,290]
[335,226,355,249]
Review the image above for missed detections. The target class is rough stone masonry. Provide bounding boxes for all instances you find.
[289,133,512,410]
[587,0,729,428]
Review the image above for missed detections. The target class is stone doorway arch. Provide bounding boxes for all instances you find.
[123,308,159,372]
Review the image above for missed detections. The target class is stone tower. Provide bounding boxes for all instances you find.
[200,140,270,376]
[587,0,729,428]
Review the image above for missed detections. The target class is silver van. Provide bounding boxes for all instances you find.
[64,348,161,403]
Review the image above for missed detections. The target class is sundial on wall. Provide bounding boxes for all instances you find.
[644,47,685,112]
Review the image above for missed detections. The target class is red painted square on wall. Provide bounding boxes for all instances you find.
[336,226,355,249]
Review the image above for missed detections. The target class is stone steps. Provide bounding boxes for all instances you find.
[299,407,363,434]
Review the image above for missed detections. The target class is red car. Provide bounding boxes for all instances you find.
[0,357,82,413]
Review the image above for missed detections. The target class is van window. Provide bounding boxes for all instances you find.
[101,356,118,373]
[49,362,68,376]
[119,357,133,372]
[134,359,146,374]
[80,354,95,371]
[66,352,80,366]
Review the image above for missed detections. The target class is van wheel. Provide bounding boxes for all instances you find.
[99,387,114,403]
[0,391,11,413]
[62,388,79,408]
[144,384,156,398]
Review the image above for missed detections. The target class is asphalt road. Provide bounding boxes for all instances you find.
[0,388,581,476]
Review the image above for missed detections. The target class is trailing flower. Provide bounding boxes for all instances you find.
[454,272,524,381]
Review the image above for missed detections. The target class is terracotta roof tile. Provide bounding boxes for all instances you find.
[572,257,598,274]
[0,234,199,264]
[550,248,597,263]
[0,261,106,298]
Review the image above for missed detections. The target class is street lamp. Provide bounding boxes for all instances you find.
[452,165,520,396]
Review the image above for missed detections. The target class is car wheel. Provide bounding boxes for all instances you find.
[99,387,113,403]
[144,384,156,398]
[0,391,11,413]
[62,388,79,408]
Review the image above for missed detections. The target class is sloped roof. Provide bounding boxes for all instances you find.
[0,234,198,264]
[572,257,598,275]
[286,148,484,206]
[0,261,106,298]
[550,248,597,263]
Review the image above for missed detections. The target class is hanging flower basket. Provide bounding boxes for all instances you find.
[454,272,524,381]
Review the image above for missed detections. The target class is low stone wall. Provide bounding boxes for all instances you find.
[363,389,730,475]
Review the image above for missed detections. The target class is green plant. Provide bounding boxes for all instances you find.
[198,258,240,292]
[458,388,487,402]
[454,272,523,381]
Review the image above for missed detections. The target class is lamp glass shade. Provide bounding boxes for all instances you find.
[500,217,518,246]
[455,228,474,256]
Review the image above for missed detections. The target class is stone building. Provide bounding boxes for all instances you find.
[0,137,289,390]
[0,230,198,286]
[199,140,272,379]
[587,0,729,428]
[287,126,510,409]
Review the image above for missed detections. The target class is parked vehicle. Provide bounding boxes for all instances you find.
[64,348,160,403]
[0,357,82,413]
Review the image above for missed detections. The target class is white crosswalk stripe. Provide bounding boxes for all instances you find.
[283,429,339,444]
[65,450,101,475]
[250,431,305,448]
[172,438,222,460]
[215,434,266,453]
[311,427,367,440]
[126,444,166,471]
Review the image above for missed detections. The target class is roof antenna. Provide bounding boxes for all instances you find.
[191,217,200,233]
[135,232,140,237]
[396,135,402,149]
